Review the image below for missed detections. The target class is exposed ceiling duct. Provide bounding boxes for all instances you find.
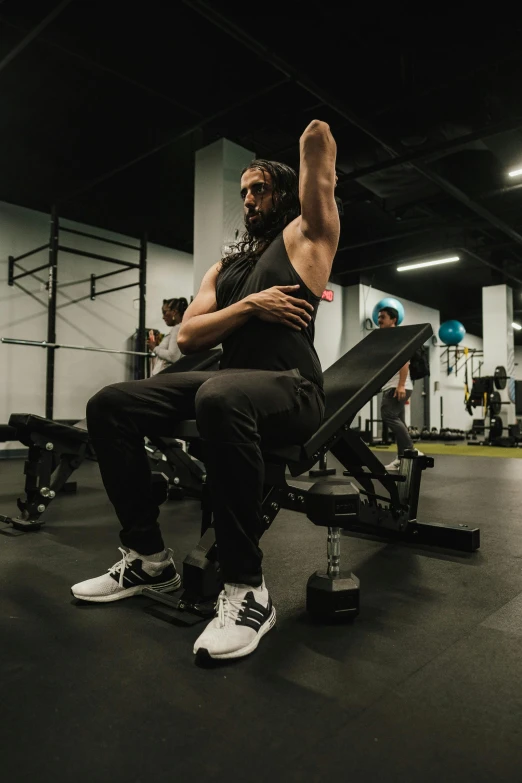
[337,121,494,202]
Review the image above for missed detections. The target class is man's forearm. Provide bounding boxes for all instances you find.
[177,298,255,354]
[398,362,409,387]
[298,120,336,204]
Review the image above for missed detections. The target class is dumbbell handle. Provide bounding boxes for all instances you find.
[327,526,341,578]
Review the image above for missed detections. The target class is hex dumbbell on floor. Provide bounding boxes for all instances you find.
[304,482,361,622]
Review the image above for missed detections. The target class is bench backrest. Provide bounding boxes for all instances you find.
[304,323,433,457]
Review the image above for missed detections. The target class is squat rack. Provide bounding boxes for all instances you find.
[8,205,147,419]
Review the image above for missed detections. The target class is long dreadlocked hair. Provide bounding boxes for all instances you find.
[219,159,301,272]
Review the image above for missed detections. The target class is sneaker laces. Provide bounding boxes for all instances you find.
[216,591,244,628]
[108,547,135,588]
[106,547,173,588]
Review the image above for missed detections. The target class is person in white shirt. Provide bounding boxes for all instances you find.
[378,306,419,471]
[148,297,188,376]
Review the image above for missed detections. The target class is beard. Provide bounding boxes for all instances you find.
[244,207,280,238]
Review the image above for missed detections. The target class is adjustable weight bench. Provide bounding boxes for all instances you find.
[0,413,174,533]
[0,415,90,531]
[143,323,480,626]
[1,348,223,531]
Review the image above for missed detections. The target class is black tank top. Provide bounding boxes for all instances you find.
[216,232,324,390]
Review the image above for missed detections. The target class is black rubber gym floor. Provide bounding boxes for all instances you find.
[2,453,522,783]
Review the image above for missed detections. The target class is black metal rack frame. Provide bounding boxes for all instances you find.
[8,206,147,418]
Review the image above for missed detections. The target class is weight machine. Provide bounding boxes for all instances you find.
[465,366,520,446]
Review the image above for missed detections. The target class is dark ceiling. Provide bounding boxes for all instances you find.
[2,0,522,338]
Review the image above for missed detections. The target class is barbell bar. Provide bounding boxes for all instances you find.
[6,342,508,385]
[1,337,154,358]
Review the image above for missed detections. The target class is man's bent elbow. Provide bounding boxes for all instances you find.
[176,331,194,355]
[302,119,330,137]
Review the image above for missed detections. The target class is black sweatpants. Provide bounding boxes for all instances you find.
[86,368,324,587]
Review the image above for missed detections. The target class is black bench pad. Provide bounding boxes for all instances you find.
[0,424,18,441]
[8,413,90,444]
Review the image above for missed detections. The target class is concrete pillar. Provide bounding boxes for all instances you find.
[341,285,375,433]
[341,284,364,352]
[193,138,255,296]
[482,284,516,425]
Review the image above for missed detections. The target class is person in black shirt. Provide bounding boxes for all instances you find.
[72,120,340,662]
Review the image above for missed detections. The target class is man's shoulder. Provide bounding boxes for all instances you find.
[283,215,338,249]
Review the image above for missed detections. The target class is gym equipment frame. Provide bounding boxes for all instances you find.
[7,206,148,419]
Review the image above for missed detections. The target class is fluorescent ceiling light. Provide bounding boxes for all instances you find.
[508,168,522,178]
[397,256,460,272]
[512,322,522,330]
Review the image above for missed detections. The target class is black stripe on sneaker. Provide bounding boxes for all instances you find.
[236,592,273,633]
[110,560,177,589]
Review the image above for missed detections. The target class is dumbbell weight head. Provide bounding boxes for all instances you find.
[306,571,360,622]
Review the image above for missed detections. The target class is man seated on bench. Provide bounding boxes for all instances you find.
[72,119,340,662]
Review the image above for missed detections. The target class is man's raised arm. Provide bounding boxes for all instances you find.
[298,120,340,244]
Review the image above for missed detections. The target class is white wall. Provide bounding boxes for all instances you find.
[1,201,193,450]
[482,284,516,426]
[438,332,483,431]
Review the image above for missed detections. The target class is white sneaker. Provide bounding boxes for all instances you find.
[71,547,181,603]
[193,580,276,661]
[385,449,425,471]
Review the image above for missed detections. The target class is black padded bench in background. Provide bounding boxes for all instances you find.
[156,347,222,375]
[0,414,90,531]
[0,424,18,443]
[0,348,223,531]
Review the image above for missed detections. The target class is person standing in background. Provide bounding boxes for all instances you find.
[148,297,188,375]
[378,306,422,470]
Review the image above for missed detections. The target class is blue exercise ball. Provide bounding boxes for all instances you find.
[438,320,466,345]
[372,297,405,326]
